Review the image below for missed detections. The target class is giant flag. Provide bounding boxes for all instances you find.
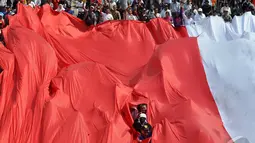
[0,3,254,143]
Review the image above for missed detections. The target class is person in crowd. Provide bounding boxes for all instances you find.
[126,8,138,20]
[138,123,153,142]
[164,11,172,23]
[154,7,160,17]
[133,6,139,17]
[242,0,255,14]
[202,0,211,17]
[220,2,231,16]
[183,10,194,25]
[103,8,114,21]
[232,0,243,16]
[65,5,74,15]
[109,0,116,10]
[33,0,41,6]
[163,0,171,8]
[130,106,139,120]
[222,7,232,22]
[84,5,97,26]
[0,13,5,29]
[28,1,35,8]
[111,5,121,20]
[194,8,205,21]
[3,6,14,26]
[173,11,183,27]
[170,0,180,13]
[148,7,155,19]
[133,113,147,132]
[160,4,171,18]
[55,4,65,11]
[139,8,148,22]
[184,0,192,11]
[52,0,60,10]
[137,104,147,114]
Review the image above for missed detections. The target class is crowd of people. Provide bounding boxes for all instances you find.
[130,104,152,142]
[0,0,254,29]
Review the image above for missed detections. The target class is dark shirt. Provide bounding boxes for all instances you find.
[138,131,152,140]
[202,4,212,17]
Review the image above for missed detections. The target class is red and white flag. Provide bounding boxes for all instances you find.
[0,3,253,143]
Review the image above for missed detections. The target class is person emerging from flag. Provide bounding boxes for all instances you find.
[138,124,152,143]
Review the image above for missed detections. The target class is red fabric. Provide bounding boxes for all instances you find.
[0,3,232,143]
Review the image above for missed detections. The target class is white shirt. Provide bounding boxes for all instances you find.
[164,0,171,4]
[109,2,116,10]
[126,14,138,20]
[183,12,195,25]
[194,13,206,21]
[171,2,180,13]
[103,13,114,22]
[160,9,171,18]
[221,6,231,15]
[184,18,195,25]
[33,0,41,6]
[155,13,161,18]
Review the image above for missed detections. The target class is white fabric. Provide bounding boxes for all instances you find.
[191,11,255,143]
[194,13,206,22]
[184,18,195,25]
[199,37,255,143]
[187,12,255,41]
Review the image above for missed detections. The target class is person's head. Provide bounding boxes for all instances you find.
[223,8,228,15]
[6,6,11,12]
[128,8,132,15]
[106,8,111,14]
[113,5,117,11]
[59,4,63,9]
[90,6,95,11]
[187,12,192,18]
[173,0,176,3]
[139,113,147,124]
[154,8,158,13]
[138,104,147,113]
[141,124,151,137]
[225,2,229,7]
[165,11,170,17]
[164,4,168,10]
[133,6,138,11]
[198,8,203,14]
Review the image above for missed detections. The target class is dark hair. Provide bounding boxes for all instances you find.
[137,104,147,112]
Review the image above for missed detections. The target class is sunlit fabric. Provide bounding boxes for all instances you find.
[0,3,232,143]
